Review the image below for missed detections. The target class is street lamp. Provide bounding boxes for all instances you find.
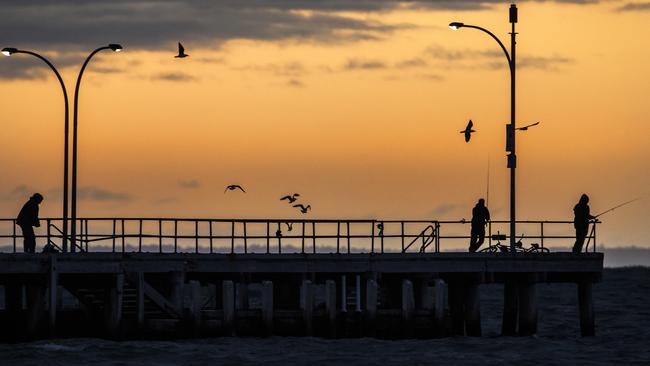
[70,44,122,251]
[449,4,518,254]
[2,47,71,252]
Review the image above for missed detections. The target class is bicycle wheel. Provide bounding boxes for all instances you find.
[479,246,499,253]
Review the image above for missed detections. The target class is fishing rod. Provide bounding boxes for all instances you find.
[595,197,642,218]
[486,155,490,208]
[584,197,641,252]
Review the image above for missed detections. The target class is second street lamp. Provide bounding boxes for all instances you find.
[2,47,71,252]
[450,4,518,254]
[70,44,123,251]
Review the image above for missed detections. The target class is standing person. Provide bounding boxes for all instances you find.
[573,194,595,253]
[16,193,43,253]
[469,198,490,252]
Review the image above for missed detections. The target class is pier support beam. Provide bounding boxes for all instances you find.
[170,271,184,314]
[26,284,46,338]
[135,272,145,329]
[402,279,415,337]
[448,281,465,336]
[365,279,378,337]
[464,282,481,337]
[105,273,124,338]
[300,280,313,335]
[433,279,446,337]
[261,281,274,335]
[578,282,595,336]
[188,280,202,336]
[48,256,58,335]
[518,279,538,336]
[222,280,235,336]
[325,280,337,337]
[502,279,518,336]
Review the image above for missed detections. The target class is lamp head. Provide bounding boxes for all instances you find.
[2,47,18,56]
[449,22,464,30]
[108,44,123,52]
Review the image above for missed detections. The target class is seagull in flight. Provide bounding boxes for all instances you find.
[175,42,189,58]
[293,204,311,214]
[460,120,476,142]
[280,193,300,203]
[285,222,293,231]
[516,122,540,131]
[224,185,245,193]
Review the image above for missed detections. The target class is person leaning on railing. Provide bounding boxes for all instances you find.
[573,193,595,253]
[16,193,43,253]
[469,198,491,252]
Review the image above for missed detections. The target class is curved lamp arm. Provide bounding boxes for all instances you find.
[70,44,122,251]
[449,24,512,71]
[2,47,70,252]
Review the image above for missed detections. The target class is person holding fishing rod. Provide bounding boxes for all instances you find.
[573,194,596,253]
[573,195,641,253]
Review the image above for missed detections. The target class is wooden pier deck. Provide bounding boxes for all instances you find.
[0,252,603,340]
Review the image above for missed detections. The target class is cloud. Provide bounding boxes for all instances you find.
[0,1,598,80]
[76,187,131,201]
[395,57,428,69]
[233,62,307,77]
[152,72,197,82]
[287,78,305,87]
[431,203,459,217]
[178,179,201,189]
[425,44,573,71]
[1,185,33,201]
[343,58,388,70]
[617,2,650,11]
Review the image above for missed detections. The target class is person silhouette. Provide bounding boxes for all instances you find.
[469,198,490,252]
[16,193,43,253]
[573,193,595,253]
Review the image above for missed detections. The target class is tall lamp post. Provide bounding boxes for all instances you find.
[450,4,518,253]
[2,47,71,252]
[70,44,122,251]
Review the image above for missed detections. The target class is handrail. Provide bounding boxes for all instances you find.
[402,224,437,253]
[0,217,600,254]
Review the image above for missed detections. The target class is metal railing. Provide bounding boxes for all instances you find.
[0,217,599,254]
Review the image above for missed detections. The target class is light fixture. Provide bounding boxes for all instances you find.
[108,44,123,52]
[2,47,17,56]
[449,22,464,30]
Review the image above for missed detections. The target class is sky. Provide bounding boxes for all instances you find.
[0,0,648,250]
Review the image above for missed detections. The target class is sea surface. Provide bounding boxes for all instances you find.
[0,267,648,366]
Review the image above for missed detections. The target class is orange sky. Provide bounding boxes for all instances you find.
[0,1,648,248]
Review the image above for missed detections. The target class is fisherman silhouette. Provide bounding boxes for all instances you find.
[573,194,595,253]
[468,198,490,252]
[16,193,43,253]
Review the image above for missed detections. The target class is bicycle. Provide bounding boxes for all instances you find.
[479,232,550,253]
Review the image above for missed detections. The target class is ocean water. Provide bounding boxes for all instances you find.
[1,267,648,366]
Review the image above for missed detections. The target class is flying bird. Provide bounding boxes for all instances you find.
[460,120,476,142]
[285,222,293,231]
[293,204,311,214]
[516,122,540,131]
[175,42,189,58]
[224,185,245,193]
[280,193,300,203]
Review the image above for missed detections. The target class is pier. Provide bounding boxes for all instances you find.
[0,218,603,340]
